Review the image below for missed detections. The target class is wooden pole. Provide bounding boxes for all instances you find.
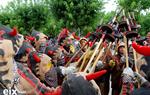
[133,46,138,72]
[90,42,112,73]
[78,47,91,71]
[124,35,129,68]
[89,47,105,73]
[84,34,105,73]
[75,51,85,67]
[65,41,89,67]
[102,42,113,63]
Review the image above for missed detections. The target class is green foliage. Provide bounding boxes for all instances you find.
[0,0,59,36]
[0,0,104,36]
[139,13,150,36]
[49,0,104,35]
[2,0,150,37]
[102,11,116,24]
[117,0,150,12]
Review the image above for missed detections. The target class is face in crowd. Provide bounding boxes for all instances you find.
[118,46,125,55]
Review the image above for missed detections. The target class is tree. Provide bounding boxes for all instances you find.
[117,0,150,13]
[102,11,116,24]
[49,0,104,35]
[0,0,59,37]
[116,0,150,21]
[139,13,150,36]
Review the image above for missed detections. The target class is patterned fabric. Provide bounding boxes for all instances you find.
[121,74,135,95]
[17,62,49,94]
[121,83,134,95]
[122,74,135,83]
[38,42,47,53]
[45,67,58,88]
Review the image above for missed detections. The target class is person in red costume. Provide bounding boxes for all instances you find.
[132,41,150,56]
[131,40,150,95]
[0,38,107,95]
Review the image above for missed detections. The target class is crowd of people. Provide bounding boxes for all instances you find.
[0,10,150,95]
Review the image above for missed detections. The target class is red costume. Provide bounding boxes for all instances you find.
[132,42,150,56]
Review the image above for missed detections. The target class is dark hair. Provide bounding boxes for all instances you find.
[62,74,98,95]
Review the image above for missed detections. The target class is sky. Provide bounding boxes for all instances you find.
[0,0,117,13]
[0,0,12,7]
[104,0,117,12]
